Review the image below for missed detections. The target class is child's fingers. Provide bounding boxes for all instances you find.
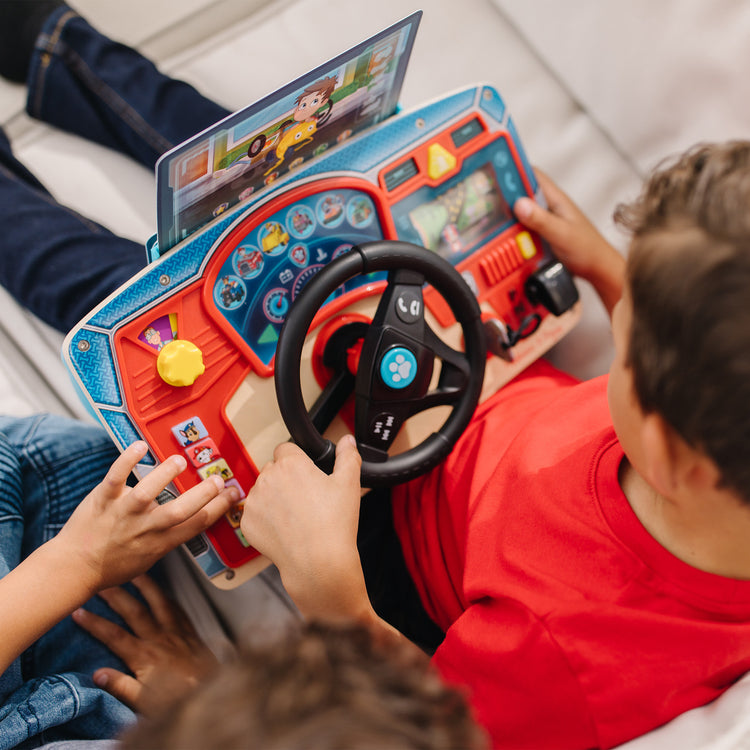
[125,455,189,508]
[92,668,143,712]
[534,168,571,210]
[99,442,149,496]
[155,484,239,540]
[131,575,186,634]
[98,586,159,640]
[72,607,142,667]
[333,434,362,487]
[513,196,569,247]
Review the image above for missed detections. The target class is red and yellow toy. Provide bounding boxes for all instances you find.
[64,85,581,587]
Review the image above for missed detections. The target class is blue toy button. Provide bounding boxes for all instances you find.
[380,347,418,389]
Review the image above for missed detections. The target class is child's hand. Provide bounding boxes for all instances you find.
[73,575,216,716]
[241,435,372,623]
[514,169,625,314]
[54,441,239,593]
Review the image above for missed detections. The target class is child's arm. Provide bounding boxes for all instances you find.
[241,436,403,645]
[0,441,238,675]
[514,169,626,316]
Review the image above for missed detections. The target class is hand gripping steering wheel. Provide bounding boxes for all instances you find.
[274,240,487,487]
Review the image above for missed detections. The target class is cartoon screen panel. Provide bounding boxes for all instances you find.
[391,140,518,264]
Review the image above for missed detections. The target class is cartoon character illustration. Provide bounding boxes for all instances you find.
[179,421,201,445]
[292,75,337,125]
[191,444,215,465]
[289,208,313,236]
[349,197,373,227]
[198,459,233,482]
[142,326,164,350]
[235,246,264,277]
[260,222,290,254]
[218,276,245,308]
[264,120,317,176]
[139,314,177,351]
[319,194,345,225]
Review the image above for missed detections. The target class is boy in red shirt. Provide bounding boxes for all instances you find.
[241,142,750,748]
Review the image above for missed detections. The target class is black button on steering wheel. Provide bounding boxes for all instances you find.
[274,241,486,487]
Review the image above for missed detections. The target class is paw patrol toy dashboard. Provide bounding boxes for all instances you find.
[63,14,581,588]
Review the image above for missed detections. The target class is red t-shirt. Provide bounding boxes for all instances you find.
[391,360,750,749]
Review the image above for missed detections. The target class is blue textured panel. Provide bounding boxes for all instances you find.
[479,85,506,124]
[68,329,122,407]
[88,214,238,329]
[101,409,155,465]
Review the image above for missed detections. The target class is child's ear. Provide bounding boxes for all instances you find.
[640,413,677,496]
[641,414,721,496]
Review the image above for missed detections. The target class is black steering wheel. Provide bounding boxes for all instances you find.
[275,240,487,487]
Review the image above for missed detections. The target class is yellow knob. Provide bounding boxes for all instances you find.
[157,339,205,387]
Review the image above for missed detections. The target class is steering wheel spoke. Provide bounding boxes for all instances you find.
[353,396,409,458]
[422,323,471,385]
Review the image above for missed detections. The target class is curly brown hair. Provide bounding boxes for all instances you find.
[119,621,486,750]
[614,141,750,503]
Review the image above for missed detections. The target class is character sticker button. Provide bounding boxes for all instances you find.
[223,478,246,499]
[225,501,244,528]
[185,437,221,468]
[172,417,209,447]
[235,527,251,547]
[197,459,234,482]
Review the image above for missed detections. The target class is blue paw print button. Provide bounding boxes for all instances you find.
[380,347,417,389]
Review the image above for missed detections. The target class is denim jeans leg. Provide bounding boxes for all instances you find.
[0,415,136,748]
[0,433,27,708]
[26,7,231,171]
[0,131,145,332]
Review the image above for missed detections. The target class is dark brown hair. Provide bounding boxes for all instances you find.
[119,621,486,750]
[614,141,750,503]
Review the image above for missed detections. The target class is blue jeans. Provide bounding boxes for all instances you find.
[0,7,231,747]
[0,415,128,749]
[0,5,230,333]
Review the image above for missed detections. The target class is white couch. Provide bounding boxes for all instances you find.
[2,0,749,746]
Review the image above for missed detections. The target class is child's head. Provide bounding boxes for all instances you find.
[613,141,750,503]
[119,621,486,750]
[294,76,337,121]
